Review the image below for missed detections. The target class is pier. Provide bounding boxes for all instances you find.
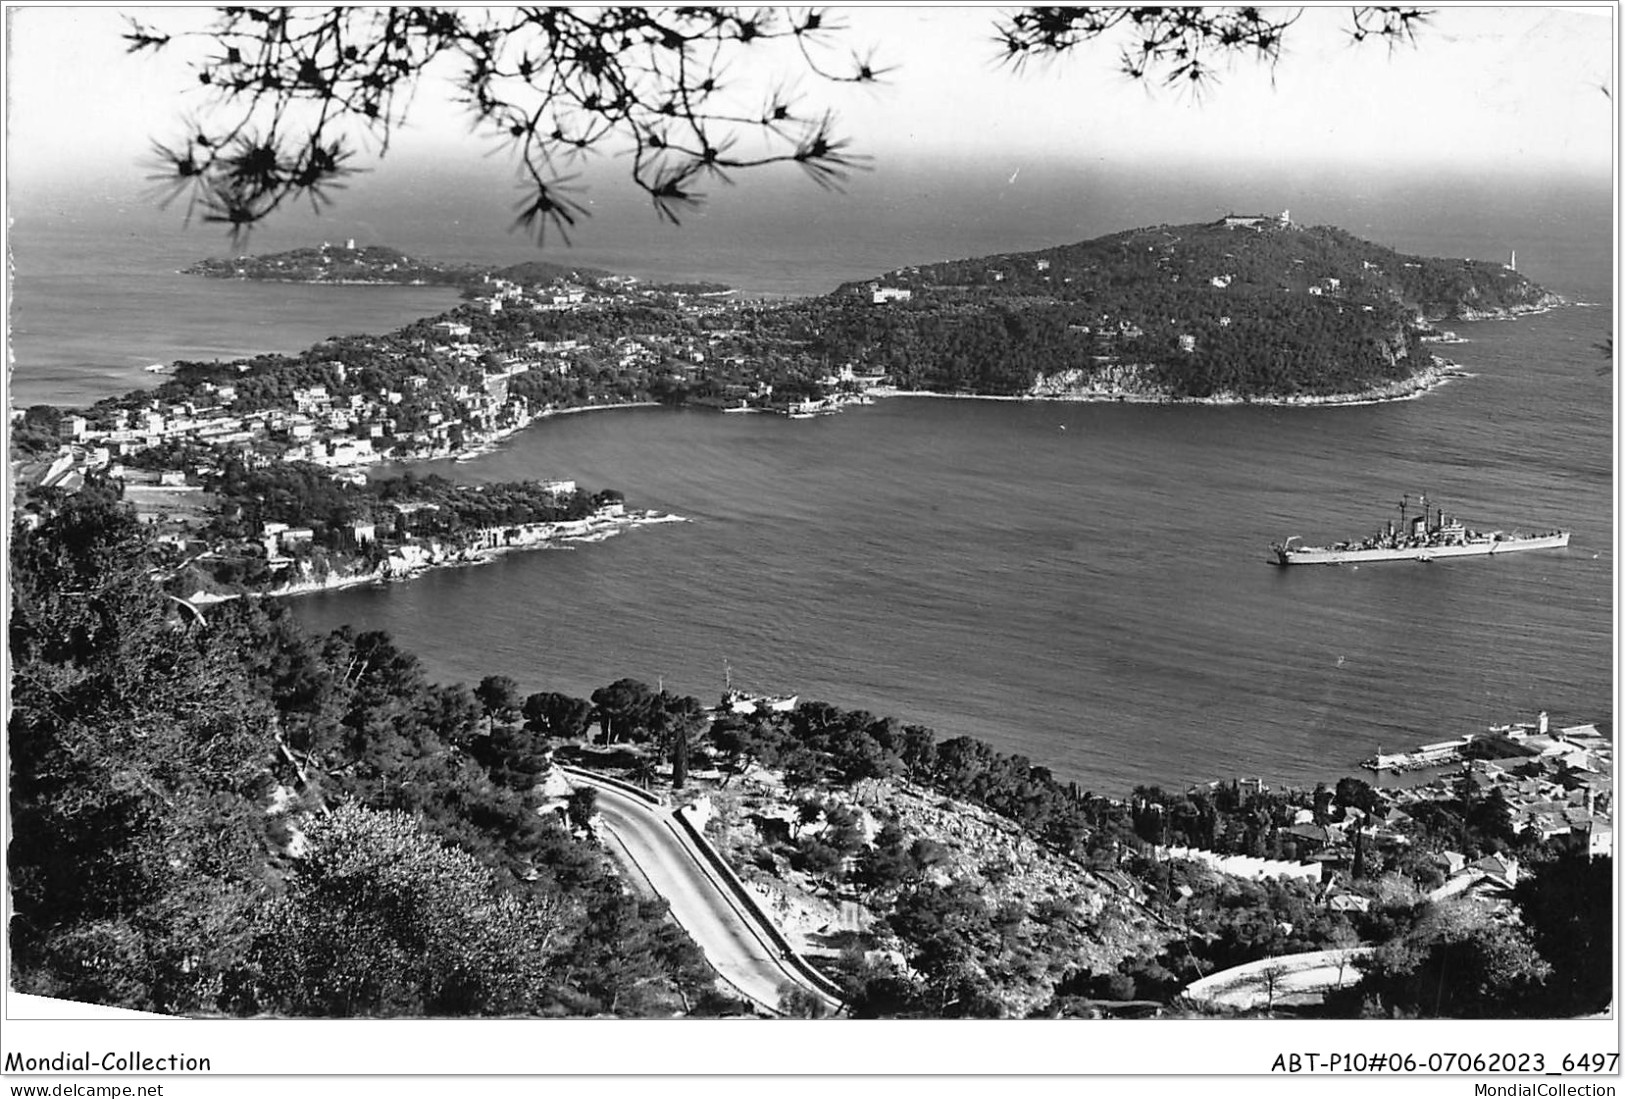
[1360,711,1575,773]
[1361,737,1472,773]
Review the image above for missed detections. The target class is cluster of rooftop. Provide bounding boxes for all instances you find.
[1134,712,1610,926]
[21,261,896,501]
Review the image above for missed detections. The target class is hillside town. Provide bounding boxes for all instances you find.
[551,692,1612,1019]
[19,255,884,484]
[1160,712,1611,895]
[11,256,892,596]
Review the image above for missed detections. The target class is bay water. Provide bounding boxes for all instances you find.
[6,168,1613,795]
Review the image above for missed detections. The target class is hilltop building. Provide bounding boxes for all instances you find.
[1220,210,1291,230]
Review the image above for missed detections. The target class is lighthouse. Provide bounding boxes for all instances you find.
[1505,249,1516,271]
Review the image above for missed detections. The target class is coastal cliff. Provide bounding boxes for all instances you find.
[1023,356,1465,406]
[1442,293,1566,323]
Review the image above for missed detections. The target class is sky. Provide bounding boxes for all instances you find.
[3,5,1616,205]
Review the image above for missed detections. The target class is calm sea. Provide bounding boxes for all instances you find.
[6,166,1614,795]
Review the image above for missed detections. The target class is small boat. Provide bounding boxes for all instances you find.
[782,398,840,419]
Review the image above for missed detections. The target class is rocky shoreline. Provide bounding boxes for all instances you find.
[184,509,686,606]
[1434,294,1566,323]
[870,356,1469,409]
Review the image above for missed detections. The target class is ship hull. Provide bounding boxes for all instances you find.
[1272,531,1569,566]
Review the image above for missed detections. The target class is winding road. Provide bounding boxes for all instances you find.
[1182,947,1374,1011]
[561,768,845,1016]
